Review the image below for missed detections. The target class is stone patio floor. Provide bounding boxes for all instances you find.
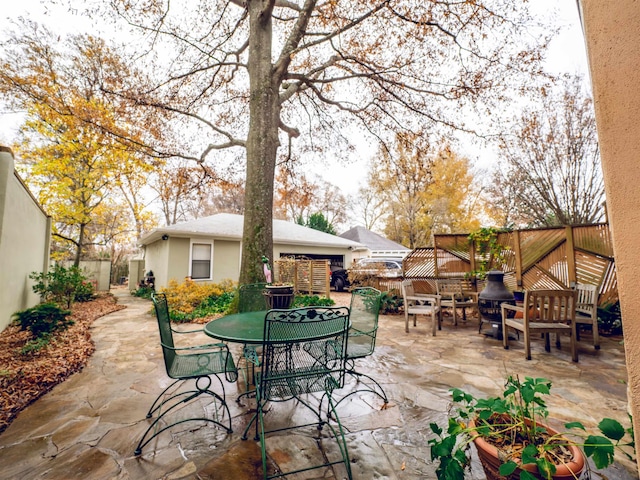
[0,287,637,479]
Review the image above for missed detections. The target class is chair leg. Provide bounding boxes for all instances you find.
[523,328,531,360]
[135,375,232,456]
[256,390,353,479]
[593,320,601,350]
[332,364,388,411]
[404,311,409,333]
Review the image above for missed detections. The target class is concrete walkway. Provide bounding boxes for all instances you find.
[0,288,637,479]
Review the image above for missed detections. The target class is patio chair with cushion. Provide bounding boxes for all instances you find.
[401,279,442,335]
[334,287,388,408]
[436,278,478,325]
[501,289,579,362]
[134,293,238,456]
[242,307,352,479]
[574,282,600,349]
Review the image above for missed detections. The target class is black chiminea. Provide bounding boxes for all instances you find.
[478,270,515,339]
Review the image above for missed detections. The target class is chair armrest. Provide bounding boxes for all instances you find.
[171,326,207,335]
[501,304,522,314]
[165,342,229,352]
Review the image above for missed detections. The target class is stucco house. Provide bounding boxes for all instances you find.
[137,213,368,290]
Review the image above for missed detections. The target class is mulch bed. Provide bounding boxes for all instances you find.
[0,294,125,434]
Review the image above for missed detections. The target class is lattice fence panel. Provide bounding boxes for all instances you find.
[518,228,566,272]
[403,248,436,278]
[573,224,614,258]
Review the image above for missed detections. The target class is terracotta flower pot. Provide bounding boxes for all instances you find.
[469,419,586,480]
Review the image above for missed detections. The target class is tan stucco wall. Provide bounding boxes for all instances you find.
[213,240,240,283]
[0,148,50,331]
[579,0,640,470]
[144,238,171,288]
[167,237,190,284]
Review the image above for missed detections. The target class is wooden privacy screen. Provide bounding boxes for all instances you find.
[404,224,617,307]
[273,258,331,297]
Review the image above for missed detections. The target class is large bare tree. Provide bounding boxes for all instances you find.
[490,75,605,227]
[70,0,549,282]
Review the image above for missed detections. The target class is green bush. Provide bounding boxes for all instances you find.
[292,295,335,307]
[20,333,53,355]
[133,285,154,299]
[379,290,403,314]
[598,301,623,335]
[29,265,94,308]
[12,303,73,338]
[167,289,235,323]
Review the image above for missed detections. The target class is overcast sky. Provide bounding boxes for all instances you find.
[1,0,590,196]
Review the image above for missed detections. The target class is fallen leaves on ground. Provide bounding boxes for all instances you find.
[0,294,125,434]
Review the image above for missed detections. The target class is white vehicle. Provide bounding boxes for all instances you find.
[349,258,403,278]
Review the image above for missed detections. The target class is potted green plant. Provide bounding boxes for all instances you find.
[429,375,634,480]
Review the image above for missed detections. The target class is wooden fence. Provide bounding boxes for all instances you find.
[273,258,331,297]
[403,224,617,307]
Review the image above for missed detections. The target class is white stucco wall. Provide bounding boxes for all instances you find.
[0,147,51,331]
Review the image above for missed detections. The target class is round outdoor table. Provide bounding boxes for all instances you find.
[204,310,268,344]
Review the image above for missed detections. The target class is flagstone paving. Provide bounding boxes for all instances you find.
[0,287,637,479]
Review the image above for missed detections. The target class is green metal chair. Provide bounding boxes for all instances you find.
[242,307,352,479]
[236,283,267,402]
[134,293,238,456]
[238,282,268,313]
[334,287,388,408]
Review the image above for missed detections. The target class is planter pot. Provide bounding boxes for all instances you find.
[469,419,586,480]
[263,285,294,309]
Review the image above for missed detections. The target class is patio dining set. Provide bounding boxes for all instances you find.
[135,284,387,480]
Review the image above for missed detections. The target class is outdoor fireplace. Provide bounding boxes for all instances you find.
[478,270,515,339]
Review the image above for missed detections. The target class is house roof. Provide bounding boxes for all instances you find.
[139,213,367,250]
[339,226,409,252]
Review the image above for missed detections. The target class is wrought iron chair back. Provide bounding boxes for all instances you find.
[134,293,237,456]
[260,307,350,400]
[238,282,268,313]
[347,287,382,359]
[329,287,388,410]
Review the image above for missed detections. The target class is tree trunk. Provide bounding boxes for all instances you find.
[74,223,85,267]
[240,0,281,285]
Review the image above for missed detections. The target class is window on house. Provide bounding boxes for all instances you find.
[191,243,212,280]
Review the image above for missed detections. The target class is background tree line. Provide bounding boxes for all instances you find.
[0,1,604,281]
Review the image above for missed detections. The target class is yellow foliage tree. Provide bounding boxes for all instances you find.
[370,136,482,247]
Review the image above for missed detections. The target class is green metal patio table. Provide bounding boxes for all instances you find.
[204,310,268,401]
[204,310,268,344]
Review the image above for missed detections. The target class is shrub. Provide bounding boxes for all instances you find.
[20,334,53,355]
[379,290,403,314]
[12,303,73,338]
[29,265,94,308]
[161,279,236,322]
[132,285,154,299]
[293,295,335,307]
[598,301,623,335]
